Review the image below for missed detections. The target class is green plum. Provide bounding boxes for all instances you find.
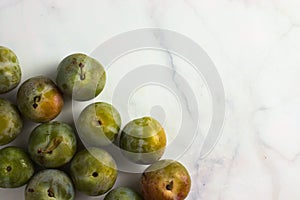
[25,169,75,200]
[28,121,77,168]
[0,98,23,146]
[104,187,143,200]
[0,146,34,188]
[17,76,64,123]
[70,147,118,196]
[141,159,191,200]
[0,46,21,94]
[119,116,166,164]
[56,53,106,101]
[77,102,121,146]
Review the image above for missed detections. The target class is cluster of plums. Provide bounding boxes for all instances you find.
[0,46,191,200]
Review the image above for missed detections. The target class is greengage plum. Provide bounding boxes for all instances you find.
[77,102,121,146]
[104,187,143,200]
[0,98,23,146]
[70,147,117,196]
[17,76,64,123]
[141,159,191,200]
[0,147,34,188]
[28,121,77,168]
[0,46,21,94]
[25,169,75,200]
[56,53,106,101]
[119,117,166,164]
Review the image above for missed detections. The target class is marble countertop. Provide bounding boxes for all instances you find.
[1,0,300,199]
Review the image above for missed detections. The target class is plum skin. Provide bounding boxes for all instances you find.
[0,46,21,94]
[28,121,77,168]
[77,102,121,146]
[17,76,64,123]
[0,98,23,146]
[25,169,75,200]
[56,53,106,101]
[70,147,118,196]
[0,146,34,188]
[119,116,166,164]
[104,187,143,200]
[141,159,191,200]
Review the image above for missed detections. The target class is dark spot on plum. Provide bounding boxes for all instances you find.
[34,95,41,102]
[98,120,102,126]
[47,188,55,197]
[6,166,12,172]
[166,180,173,191]
[32,95,41,109]
[92,172,98,177]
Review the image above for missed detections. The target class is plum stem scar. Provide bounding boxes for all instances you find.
[79,62,86,80]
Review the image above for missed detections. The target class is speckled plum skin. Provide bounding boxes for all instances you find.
[56,53,106,101]
[104,187,143,200]
[0,147,34,188]
[70,147,118,196]
[25,169,75,200]
[77,102,121,146]
[141,159,191,200]
[28,121,77,168]
[0,98,23,146]
[17,76,64,123]
[119,116,166,164]
[0,46,21,94]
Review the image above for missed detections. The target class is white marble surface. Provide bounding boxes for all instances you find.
[1,0,300,199]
